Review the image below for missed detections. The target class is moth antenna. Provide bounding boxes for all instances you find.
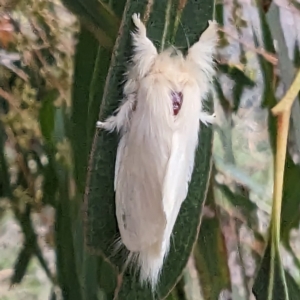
[186,20,218,72]
[186,20,218,98]
[131,13,158,78]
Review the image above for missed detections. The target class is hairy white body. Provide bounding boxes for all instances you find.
[97,13,218,289]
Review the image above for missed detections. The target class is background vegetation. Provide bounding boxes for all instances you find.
[0,0,300,299]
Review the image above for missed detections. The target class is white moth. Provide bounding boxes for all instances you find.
[96,13,218,289]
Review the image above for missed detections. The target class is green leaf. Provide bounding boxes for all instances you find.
[70,18,123,193]
[34,241,55,284]
[216,182,260,228]
[294,41,300,68]
[69,2,127,296]
[253,242,286,300]
[214,156,268,200]
[70,26,102,194]
[41,149,58,207]
[70,10,124,298]
[218,64,255,112]
[214,78,232,118]
[10,242,33,285]
[39,89,57,143]
[84,0,215,298]
[86,46,111,152]
[253,241,300,300]
[216,182,267,251]
[195,176,231,300]
[53,107,67,143]
[11,204,39,285]
[280,152,300,246]
[55,170,83,300]
[98,258,117,300]
[74,214,100,300]
[164,289,181,300]
[41,105,68,208]
[61,0,122,49]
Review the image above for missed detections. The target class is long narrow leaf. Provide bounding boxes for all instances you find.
[195,174,231,300]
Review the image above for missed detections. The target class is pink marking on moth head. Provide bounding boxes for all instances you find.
[171,91,183,116]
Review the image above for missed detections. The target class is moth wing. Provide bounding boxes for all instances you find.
[115,78,173,252]
[114,133,127,191]
[162,84,201,237]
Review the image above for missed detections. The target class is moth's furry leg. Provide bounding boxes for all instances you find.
[96,94,136,132]
[131,13,157,78]
[199,112,216,125]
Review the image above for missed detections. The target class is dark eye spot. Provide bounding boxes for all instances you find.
[171,91,183,116]
[122,214,127,229]
[132,99,137,111]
